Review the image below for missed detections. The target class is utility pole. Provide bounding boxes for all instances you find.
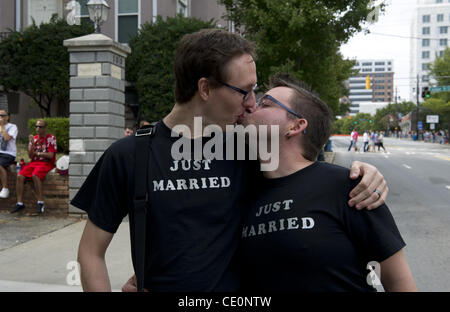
[416,74,420,140]
[395,86,399,137]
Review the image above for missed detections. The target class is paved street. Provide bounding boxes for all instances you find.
[0,215,133,291]
[331,135,450,292]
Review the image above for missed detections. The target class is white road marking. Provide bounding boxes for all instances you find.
[403,164,412,169]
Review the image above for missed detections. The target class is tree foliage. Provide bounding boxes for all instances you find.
[0,15,94,117]
[219,0,384,115]
[332,101,417,134]
[424,47,450,133]
[126,15,215,122]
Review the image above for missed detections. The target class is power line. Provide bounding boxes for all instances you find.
[369,32,449,41]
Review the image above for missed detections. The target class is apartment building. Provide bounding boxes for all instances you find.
[347,59,394,116]
[410,0,450,102]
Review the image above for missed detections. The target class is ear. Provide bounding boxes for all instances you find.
[198,78,210,101]
[286,119,308,138]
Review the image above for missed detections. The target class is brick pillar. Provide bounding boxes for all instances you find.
[64,34,131,214]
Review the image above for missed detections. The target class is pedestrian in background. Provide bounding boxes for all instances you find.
[348,129,358,152]
[0,109,18,199]
[124,127,134,137]
[371,131,378,152]
[363,130,369,152]
[377,131,387,153]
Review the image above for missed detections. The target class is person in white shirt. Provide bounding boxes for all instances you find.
[363,130,369,152]
[0,109,19,199]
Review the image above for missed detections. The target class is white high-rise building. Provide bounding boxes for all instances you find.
[347,59,394,116]
[410,0,450,102]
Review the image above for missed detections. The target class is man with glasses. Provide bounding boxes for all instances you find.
[72,29,388,292]
[0,109,18,199]
[239,73,415,292]
[12,119,57,214]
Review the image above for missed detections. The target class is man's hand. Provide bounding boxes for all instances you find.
[29,135,34,143]
[348,161,388,210]
[121,274,148,292]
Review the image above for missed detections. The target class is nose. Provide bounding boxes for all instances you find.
[243,91,257,113]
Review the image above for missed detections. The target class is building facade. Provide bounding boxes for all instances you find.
[347,59,394,116]
[410,0,450,102]
[0,0,231,137]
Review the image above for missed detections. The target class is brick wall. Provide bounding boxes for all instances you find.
[0,167,69,216]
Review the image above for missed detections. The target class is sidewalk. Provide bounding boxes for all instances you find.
[0,213,133,292]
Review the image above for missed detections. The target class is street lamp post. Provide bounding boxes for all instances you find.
[86,0,110,34]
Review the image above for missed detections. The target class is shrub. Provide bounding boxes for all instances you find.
[27,118,69,154]
[126,15,216,122]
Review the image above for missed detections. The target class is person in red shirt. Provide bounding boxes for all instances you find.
[12,119,57,215]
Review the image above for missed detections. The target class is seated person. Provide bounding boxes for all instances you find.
[12,119,57,214]
[0,109,18,199]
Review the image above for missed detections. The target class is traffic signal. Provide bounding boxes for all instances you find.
[369,119,373,123]
[422,87,431,99]
[365,75,371,90]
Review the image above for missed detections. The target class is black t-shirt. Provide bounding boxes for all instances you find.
[71,121,260,291]
[240,161,406,292]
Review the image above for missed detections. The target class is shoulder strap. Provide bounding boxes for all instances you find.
[133,123,156,292]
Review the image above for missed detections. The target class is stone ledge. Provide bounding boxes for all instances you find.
[0,172,69,217]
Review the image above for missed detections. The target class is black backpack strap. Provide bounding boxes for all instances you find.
[133,123,156,292]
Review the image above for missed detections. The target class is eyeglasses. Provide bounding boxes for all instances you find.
[221,82,257,101]
[35,125,45,128]
[0,114,7,117]
[257,94,303,119]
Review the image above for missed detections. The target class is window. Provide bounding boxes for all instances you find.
[437,14,444,22]
[375,62,385,66]
[117,0,140,44]
[375,68,385,72]
[422,63,429,70]
[440,26,448,34]
[436,0,443,3]
[423,15,431,23]
[422,39,430,47]
[440,50,445,57]
[440,38,448,46]
[422,75,429,82]
[362,68,372,72]
[362,62,373,66]
[423,27,430,35]
[177,0,189,17]
[422,51,430,59]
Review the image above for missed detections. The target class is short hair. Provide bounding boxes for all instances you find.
[269,73,332,161]
[174,28,256,104]
[36,119,47,127]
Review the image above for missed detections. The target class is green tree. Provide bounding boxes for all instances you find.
[126,15,215,122]
[0,15,94,117]
[373,102,417,132]
[219,0,385,115]
[424,47,450,134]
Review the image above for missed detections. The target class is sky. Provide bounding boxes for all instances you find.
[340,0,418,102]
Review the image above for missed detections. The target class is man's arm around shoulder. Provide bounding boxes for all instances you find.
[78,218,114,292]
